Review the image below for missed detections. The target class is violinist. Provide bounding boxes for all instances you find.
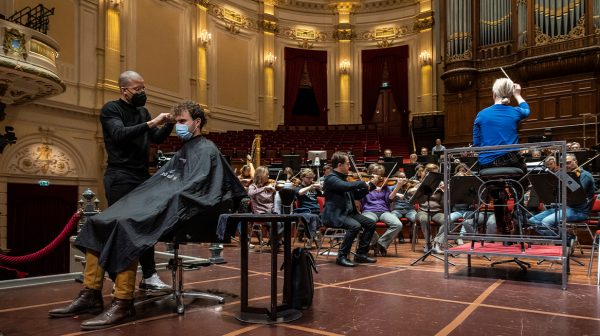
[319,164,333,183]
[237,154,255,190]
[390,171,417,240]
[528,153,595,236]
[248,166,284,243]
[295,168,323,215]
[322,151,378,267]
[360,164,404,257]
[248,166,276,214]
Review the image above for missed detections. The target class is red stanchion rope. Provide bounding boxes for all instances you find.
[0,211,82,265]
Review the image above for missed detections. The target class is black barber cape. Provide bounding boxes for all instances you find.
[75,136,246,274]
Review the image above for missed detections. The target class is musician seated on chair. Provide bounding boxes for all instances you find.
[248,166,284,238]
[360,163,404,257]
[322,151,379,267]
[528,154,595,237]
[473,77,530,235]
[293,168,323,239]
[410,163,446,255]
[390,171,417,243]
[48,101,246,330]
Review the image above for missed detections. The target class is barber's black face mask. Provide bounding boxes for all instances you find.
[130,91,147,107]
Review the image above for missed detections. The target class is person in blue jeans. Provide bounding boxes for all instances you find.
[528,154,595,236]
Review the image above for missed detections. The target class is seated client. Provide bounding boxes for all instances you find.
[48,101,246,330]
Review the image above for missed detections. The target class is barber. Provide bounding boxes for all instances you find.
[101,70,174,290]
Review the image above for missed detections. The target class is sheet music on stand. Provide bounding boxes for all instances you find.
[449,175,482,208]
[409,172,443,205]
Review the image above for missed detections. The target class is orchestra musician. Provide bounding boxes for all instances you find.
[295,168,323,215]
[359,164,404,257]
[473,77,530,235]
[248,166,284,240]
[410,163,446,254]
[528,153,595,236]
[237,156,255,190]
[544,156,559,173]
[322,151,378,267]
[390,171,417,243]
[293,168,324,242]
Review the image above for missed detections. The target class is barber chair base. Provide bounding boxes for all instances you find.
[235,309,302,324]
[138,255,224,314]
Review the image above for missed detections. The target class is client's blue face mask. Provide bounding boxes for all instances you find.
[175,122,197,141]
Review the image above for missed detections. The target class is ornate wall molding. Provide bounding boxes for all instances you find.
[357,25,412,47]
[6,142,77,177]
[281,27,329,48]
[208,4,258,34]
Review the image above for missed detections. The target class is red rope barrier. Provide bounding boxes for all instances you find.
[0,212,81,265]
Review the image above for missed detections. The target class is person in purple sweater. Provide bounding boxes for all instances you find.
[360,164,403,256]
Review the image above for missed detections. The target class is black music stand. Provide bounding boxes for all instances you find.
[409,172,454,265]
[527,172,584,267]
[449,176,484,243]
[401,163,418,179]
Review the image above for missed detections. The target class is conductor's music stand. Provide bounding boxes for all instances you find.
[409,172,455,266]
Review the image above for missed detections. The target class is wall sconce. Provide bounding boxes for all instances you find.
[339,59,351,74]
[265,52,277,67]
[419,50,432,66]
[199,30,212,47]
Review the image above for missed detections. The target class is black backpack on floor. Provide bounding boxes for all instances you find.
[284,247,318,310]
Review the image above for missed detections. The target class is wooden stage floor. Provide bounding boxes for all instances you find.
[1,240,599,336]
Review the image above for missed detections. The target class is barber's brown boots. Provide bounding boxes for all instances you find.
[48,288,104,317]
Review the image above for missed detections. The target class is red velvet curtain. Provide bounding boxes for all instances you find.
[284,47,328,125]
[361,45,409,124]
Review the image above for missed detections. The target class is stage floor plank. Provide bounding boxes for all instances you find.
[1,240,599,336]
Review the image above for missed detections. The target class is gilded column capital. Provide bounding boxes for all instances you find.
[414,15,434,32]
[329,1,361,15]
[333,23,355,41]
[260,14,279,33]
[190,0,211,9]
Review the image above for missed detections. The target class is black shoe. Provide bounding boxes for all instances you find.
[336,256,356,267]
[48,288,104,318]
[354,254,377,263]
[376,243,387,257]
[80,298,135,330]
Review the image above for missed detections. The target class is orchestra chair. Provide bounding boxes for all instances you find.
[587,229,600,285]
[566,194,600,255]
[144,200,236,314]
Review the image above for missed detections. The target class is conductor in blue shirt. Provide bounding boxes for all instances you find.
[473,78,530,234]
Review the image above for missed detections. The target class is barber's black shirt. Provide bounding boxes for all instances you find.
[100,99,173,174]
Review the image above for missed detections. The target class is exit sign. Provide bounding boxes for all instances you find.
[38,180,50,187]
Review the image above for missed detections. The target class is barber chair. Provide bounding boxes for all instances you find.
[478,166,531,271]
[141,200,236,314]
